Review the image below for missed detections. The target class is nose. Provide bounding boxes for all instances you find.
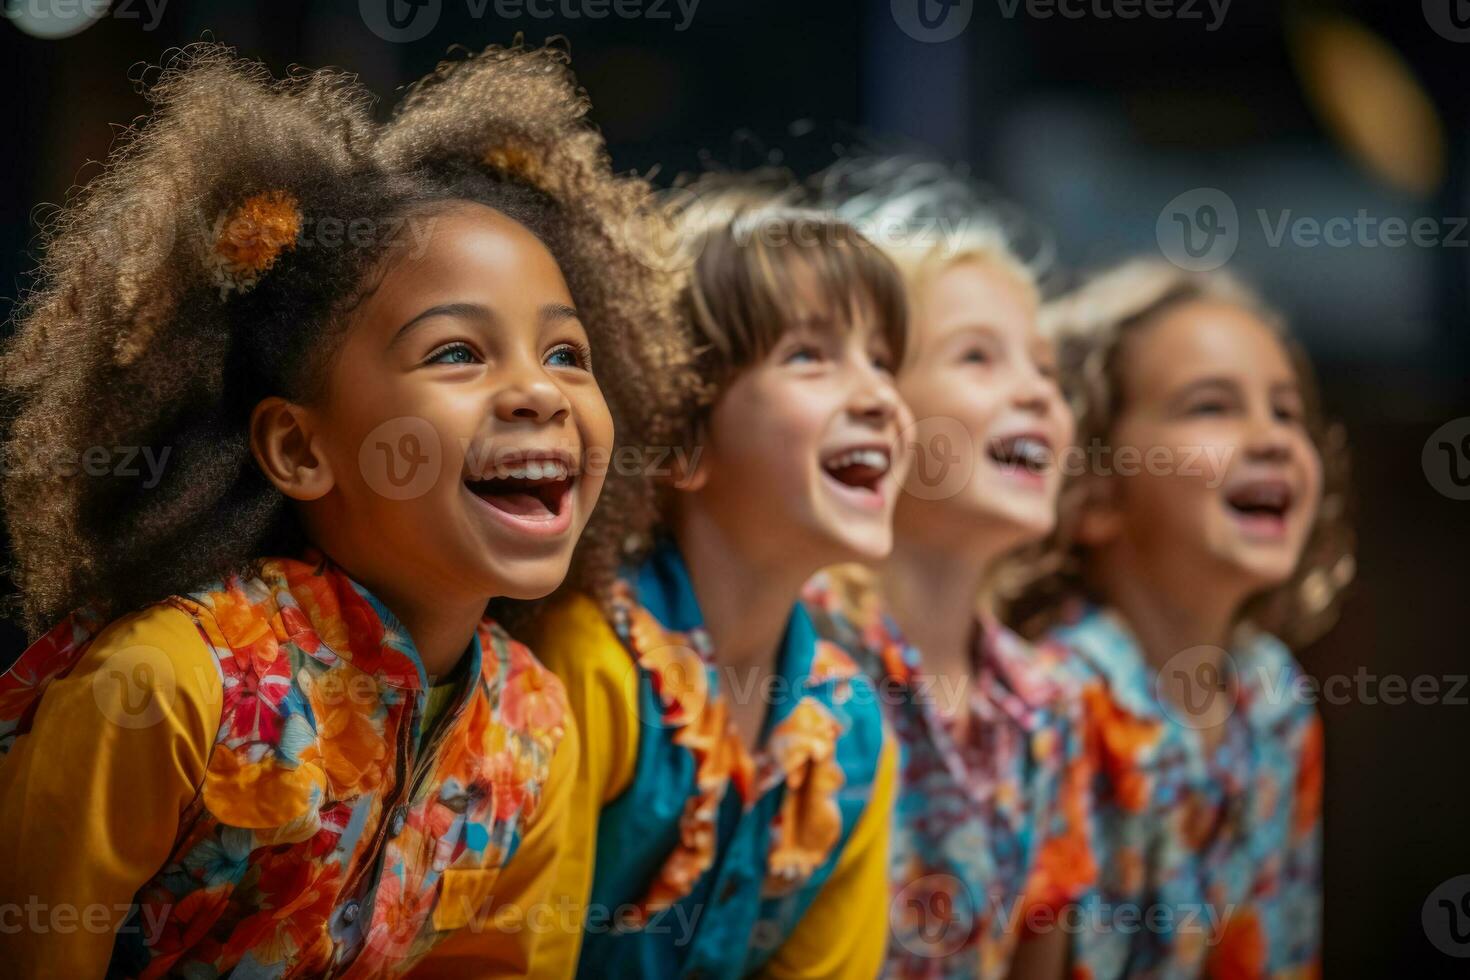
[1011,359,1058,418]
[847,360,902,428]
[491,366,570,425]
[1242,405,1294,463]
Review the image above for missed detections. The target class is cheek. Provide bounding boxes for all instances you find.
[1295,432,1325,516]
[572,384,614,451]
[1113,420,1218,519]
[902,368,1003,436]
[717,382,829,470]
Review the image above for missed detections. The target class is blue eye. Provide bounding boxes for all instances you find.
[546,342,591,370]
[426,343,477,366]
[785,345,822,365]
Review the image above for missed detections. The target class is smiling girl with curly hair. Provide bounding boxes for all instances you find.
[1011,259,1354,979]
[0,40,691,977]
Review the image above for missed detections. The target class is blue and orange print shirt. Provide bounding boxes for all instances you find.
[530,539,897,979]
[0,552,577,978]
[802,567,1097,979]
[1043,604,1322,980]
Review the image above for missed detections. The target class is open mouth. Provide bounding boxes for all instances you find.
[820,446,892,511]
[1223,478,1293,536]
[464,451,576,534]
[987,433,1053,480]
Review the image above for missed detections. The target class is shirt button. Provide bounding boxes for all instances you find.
[342,901,360,924]
[718,878,741,903]
[388,806,407,837]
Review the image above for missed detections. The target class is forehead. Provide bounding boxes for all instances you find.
[381,201,564,292]
[1122,298,1296,395]
[918,259,1040,343]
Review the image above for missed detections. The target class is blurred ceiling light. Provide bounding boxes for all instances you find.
[1292,12,1446,198]
[4,0,111,39]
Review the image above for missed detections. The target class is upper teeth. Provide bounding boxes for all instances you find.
[1234,484,1287,507]
[827,448,889,472]
[1010,437,1049,466]
[491,460,568,480]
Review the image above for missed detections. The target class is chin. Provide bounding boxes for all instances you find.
[468,554,574,603]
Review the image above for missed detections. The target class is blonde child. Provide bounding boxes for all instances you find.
[802,159,1096,979]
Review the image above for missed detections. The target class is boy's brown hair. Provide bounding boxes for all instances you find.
[666,174,909,440]
[1004,259,1355,647]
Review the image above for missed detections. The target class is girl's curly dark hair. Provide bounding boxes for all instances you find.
[2,40,696,635]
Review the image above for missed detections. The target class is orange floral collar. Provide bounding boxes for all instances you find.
[609,573,859,923]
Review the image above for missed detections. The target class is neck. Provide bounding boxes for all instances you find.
[878,532,996,684]
[671,506,810,674]
[317,547,485,683]
[1091,545,1244,673]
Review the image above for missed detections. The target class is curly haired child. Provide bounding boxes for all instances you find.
[1011,259,1354,978]
[526,174,910,978]
[800,157,1096,980]
[0,40,689,978]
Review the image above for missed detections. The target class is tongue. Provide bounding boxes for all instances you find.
[827,463,882,489]
[484,490,553,518]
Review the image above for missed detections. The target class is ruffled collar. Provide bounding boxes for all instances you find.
[611,539,858,921]
[177,549,484,696]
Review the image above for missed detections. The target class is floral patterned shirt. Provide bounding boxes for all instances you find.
[530,540,897,980]
[0,553,575,978]
[802,569,1097,979]
[1043,605,1323,980]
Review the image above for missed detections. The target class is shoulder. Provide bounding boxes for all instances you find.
[3,602,222,753]
[522,593,642,738]
[77,604,221,716]
[524,592,631,679]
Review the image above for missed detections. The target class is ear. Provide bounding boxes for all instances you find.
[1073,473,1123,547]
[250,397,335,501]
[667,427,711,493]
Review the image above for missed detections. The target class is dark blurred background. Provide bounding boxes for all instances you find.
[1,0,1466,975]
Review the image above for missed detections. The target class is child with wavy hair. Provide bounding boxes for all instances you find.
[1012,259,1354,978]
[801,158,1096,980]
[527,175,909,978]
[0,41,688,977]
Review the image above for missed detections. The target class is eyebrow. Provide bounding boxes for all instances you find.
[390,301,581,347]
[1170,376,1302,401]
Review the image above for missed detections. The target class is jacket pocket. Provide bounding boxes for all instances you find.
[432,867,502,932]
